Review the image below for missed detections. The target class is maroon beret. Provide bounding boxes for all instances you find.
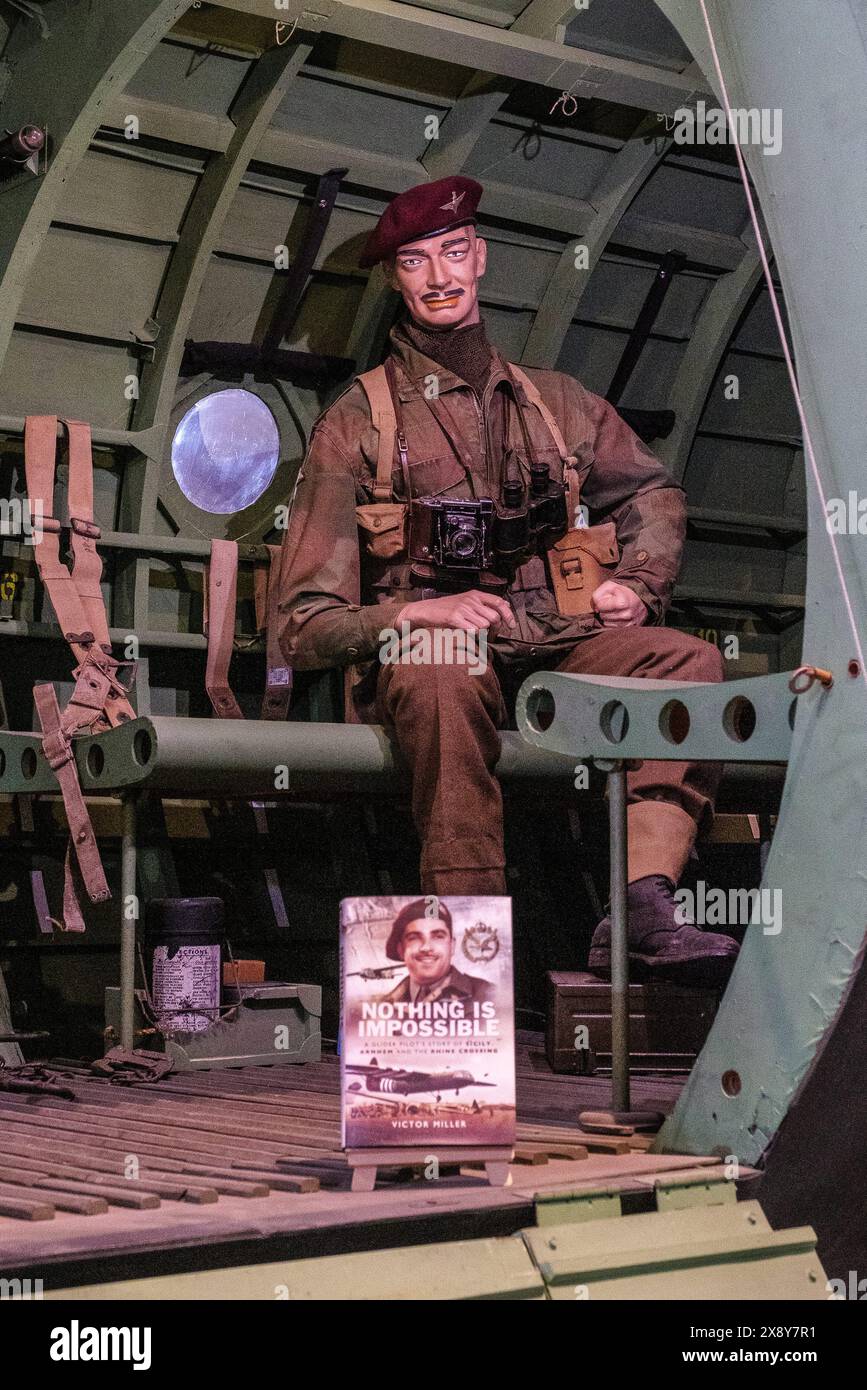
[385,898,453,961]
[359,176,483,269]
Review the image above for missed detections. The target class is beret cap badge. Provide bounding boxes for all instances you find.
[358,176,482,269]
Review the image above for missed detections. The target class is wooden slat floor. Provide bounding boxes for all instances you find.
[0,1034,735,1288]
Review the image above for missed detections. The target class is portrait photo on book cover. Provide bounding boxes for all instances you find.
[340,895,516,1147]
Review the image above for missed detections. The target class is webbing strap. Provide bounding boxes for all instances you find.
[253,545,292,719]
[261,544,292,720]
[66,417,110,650]
[33,682,110,931]
[25,415,93,657]
[358,365,397,501]
[205,539,244,719]
[509,364,583,523]
[508,365,569,458]
[24,415,135,727]
[24,414,137,931]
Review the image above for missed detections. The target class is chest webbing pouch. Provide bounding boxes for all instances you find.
[509,365,620,616]
[24,415,138,931]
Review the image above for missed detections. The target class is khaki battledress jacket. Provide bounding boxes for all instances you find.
[276,323,686,701]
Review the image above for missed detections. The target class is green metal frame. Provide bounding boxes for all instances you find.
[517,669,797,765]
[651,0,867,1162]
[42,1191,828,1301]
[0,717,577,798]
[0,0,189,373]
[657,236,763,484]
[522,133,673,368]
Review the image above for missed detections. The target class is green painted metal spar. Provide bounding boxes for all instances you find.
[518,0,867,1163]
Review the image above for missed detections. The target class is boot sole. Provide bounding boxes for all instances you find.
[588,948,737,989]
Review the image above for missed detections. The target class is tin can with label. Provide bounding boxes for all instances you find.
[145,897,224,1034]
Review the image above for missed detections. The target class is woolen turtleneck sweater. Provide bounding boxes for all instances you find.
[401,316,495,400]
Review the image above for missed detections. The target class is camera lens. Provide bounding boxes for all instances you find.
[451,527,478,559]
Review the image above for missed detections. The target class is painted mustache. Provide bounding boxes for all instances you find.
[421,290,464,307]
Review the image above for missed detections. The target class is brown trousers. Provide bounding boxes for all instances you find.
[374,625,725,897]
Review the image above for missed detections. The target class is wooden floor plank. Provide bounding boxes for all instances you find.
[0,1034,698,1262]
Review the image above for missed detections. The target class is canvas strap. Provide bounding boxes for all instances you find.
[33,682,111,932]
[207,542,291,721]
[358,365,400,502]
[257,544,292,720]
[358,360,582,520]
[24,415,136,930]
[24,415,136,728]
[508,364,583,525]
[204,538,244,719]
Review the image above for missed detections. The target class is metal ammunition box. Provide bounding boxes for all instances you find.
[546,971,719,1075]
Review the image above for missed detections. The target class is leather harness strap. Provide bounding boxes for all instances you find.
[204,538,244,720]
[358,360,582,517]
[254,544,292,720]
[206,542,291,721]
[33,682,110,933]
[358,365,399,502]
[24,414,136,931]
[508,364,583,525]
[262,544,292,719]
[24,416,136,727]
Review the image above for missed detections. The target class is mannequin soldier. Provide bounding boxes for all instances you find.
[277,176,738,985]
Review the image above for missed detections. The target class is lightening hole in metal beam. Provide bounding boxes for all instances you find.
[721,1069,742,1098]
[722,696,756,743]
[21,748,37,780]
[133,729,154,767]
[600,700,629,744]
[87,744,105,778]
[526,687,556,732]
[659,699,690,745]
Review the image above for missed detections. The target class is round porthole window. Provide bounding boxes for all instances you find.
[170,389,280,515]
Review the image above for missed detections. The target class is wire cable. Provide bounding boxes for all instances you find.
[698,0,867,685]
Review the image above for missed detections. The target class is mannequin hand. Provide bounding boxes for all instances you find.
[591,580,648,627]
[395,590,516,634]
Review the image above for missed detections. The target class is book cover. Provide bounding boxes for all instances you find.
[340,895,515,1148]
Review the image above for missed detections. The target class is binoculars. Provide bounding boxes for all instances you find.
[410,471,569,581]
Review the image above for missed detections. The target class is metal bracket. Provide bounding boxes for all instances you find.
[517,669,808,763]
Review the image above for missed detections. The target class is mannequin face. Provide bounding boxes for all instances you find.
[386,226,487,330]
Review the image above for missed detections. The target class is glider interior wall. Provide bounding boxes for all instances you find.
[0,0,803,1049]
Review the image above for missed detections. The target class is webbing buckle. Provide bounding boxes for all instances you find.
[69,516,101,540]
[41,729,73,772]
[73,650,136,699]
